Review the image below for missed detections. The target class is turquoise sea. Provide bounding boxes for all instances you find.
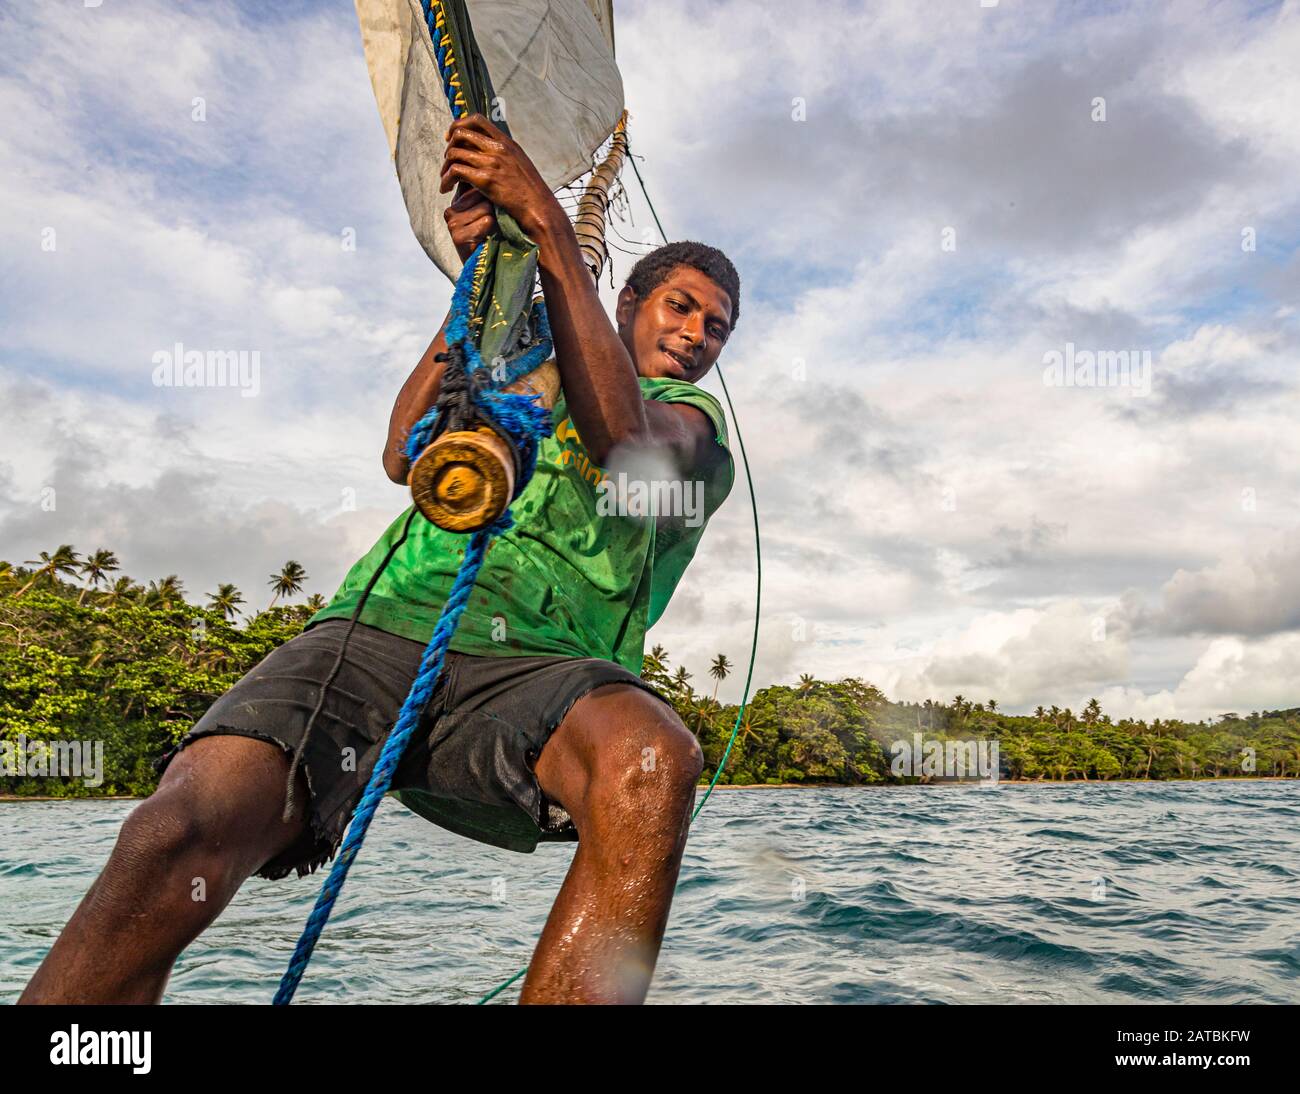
[2,781,1297,1004]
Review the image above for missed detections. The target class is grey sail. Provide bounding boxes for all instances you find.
[355,0,624,281]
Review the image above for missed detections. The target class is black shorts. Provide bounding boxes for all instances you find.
[153,618,672,879]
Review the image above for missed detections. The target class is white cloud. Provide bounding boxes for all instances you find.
[845,600,1128,712]
[3,0,1300,721]
[1100,633,1300,723]
[1150,529,1300,637]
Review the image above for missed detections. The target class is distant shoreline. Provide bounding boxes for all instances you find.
[703,775,1299,789]
[3,774,1295,803]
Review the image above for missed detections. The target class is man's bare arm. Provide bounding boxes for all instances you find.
[386,116,715,487]
[382,186,498,484]
[641,399,725,480]
[383,312,450,485]
[441,115,697,468]
[530,204,650,467]
[533,214,720,475]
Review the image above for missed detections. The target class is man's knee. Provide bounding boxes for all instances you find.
[629,714,704,790]
[119,735,309,884]
[116,794,203,869]
[103,792,219,908]
[548,685,703,825]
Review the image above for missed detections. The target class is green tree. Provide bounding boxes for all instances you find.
[15,545,81,597]
[207,583,246,621]
[671,664,692,696]
[78,549,120,605]
[691,695,718,744]
[106,576,143,605]
[267,561,308,609]
[144,575,185,609]
[640,644,671,692]
[709,653,732,702]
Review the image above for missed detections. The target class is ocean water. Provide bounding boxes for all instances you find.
[2,781,1296,1004]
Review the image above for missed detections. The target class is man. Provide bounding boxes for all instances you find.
[20,115,739,1005]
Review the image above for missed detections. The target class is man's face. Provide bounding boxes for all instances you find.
[616,264,733,384]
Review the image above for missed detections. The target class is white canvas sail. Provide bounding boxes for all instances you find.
[355,0,624,280]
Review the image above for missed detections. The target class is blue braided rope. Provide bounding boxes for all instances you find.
[274,310,552,1003]
[274,0,555,1005]
[422,0,466,119]
[404,244,554,463]
[274,517,501,1004]
[275,260,552,1005]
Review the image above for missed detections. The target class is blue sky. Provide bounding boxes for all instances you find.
[2,0,1300,718]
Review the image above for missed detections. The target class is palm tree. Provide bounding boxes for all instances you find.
[1140,729,1161,779]
[797,673,817,698]
[78,548,120,605]
[737,705,760,747]
[692,695,717,740]
[267,561,308,609]
[709,653,732,703]
[145,575,186,609]
[106,576,143,604]
[671,664,693,699]
[207,583,245,620]
[641,644,670,687]
[715,704,763,781]
[304,593,327,612]
[987,699,998,713]
[15,545,81,597]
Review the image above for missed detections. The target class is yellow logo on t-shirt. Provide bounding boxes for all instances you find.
[553,416,607,487]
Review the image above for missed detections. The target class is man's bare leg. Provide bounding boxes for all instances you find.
[19,735,311,1004]
[521,684,703,1004]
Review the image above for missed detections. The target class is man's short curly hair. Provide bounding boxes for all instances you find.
[623,241,740,330]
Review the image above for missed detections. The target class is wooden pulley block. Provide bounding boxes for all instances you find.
[408,359,562,533]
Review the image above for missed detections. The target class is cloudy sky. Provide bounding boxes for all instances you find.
[2,0,1298,721]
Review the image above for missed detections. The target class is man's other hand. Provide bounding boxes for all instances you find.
[439,113,563,243]
[444,185,497,263]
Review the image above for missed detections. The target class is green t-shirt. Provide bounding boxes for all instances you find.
[307,376,734,672]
